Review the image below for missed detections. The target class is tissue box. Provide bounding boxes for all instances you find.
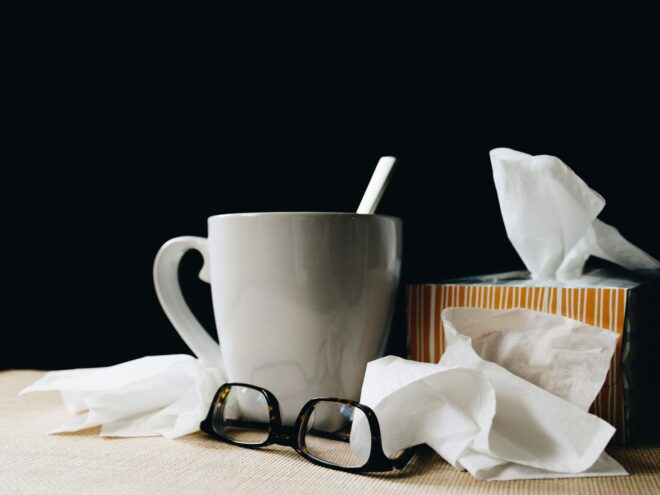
[406,268,660,445]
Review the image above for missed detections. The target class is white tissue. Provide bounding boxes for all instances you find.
[490,147,659,280]
[20,308,628,480]
[355,307,628,480]
[20,355,224,438]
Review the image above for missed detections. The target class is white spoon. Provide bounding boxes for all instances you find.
[356,156,397,214]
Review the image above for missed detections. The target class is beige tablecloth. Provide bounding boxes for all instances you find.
[1,370,659,495]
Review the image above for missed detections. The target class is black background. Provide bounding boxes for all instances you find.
[5,2,659,370]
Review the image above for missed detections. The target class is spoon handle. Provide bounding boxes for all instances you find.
[357,156,397,214]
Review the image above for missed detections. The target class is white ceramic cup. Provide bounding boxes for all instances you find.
[154,212,402,424]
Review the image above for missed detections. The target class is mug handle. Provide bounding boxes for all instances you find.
[153,236,224,367]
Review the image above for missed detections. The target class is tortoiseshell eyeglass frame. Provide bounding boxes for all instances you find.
[200,383,415,473]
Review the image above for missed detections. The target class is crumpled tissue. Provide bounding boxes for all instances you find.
[22,307,627,480]
[351,307,627,480]
[20,354,224,438]
[490,147,659,280]
[20,307,628,480]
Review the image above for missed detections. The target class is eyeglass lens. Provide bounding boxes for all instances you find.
[213,385,271,445]
[300,401,372,468]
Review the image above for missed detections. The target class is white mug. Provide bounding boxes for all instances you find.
[154,212,402,424]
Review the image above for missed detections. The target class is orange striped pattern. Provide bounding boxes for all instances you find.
[407,284,629,444]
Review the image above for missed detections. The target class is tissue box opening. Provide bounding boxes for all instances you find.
[406,268,660,445]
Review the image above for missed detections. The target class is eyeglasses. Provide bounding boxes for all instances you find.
[200,383,415,473]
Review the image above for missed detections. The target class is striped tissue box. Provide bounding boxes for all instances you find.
[406,269,660,445]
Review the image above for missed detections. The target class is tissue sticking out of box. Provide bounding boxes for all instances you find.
[490,148,659,280]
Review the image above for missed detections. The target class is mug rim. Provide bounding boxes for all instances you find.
[207,212,401,222]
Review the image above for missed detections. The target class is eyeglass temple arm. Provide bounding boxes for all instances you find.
[222,419,271,431]
[390,446,417,469]
[225,419,352,443]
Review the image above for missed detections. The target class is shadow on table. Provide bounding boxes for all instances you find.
[188,433,444,479]
[53,428,660,480]
[365,446,446,480]
[608,446,660,476]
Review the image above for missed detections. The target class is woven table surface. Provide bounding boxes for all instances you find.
[1,370,659,495]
